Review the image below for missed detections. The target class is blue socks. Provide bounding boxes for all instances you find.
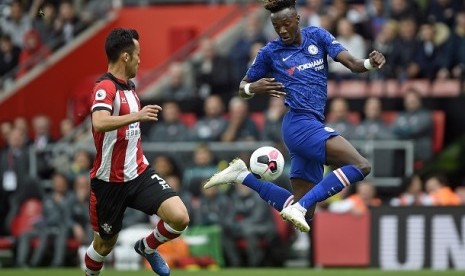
[242,173,294,211]
[297,165,365,209]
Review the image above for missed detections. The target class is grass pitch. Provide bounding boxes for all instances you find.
[1,268,463,276]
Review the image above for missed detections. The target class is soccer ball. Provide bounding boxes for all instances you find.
[249,146,285,181]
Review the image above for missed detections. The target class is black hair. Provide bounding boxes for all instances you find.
[104,28,139,64]
[262,0,296,13]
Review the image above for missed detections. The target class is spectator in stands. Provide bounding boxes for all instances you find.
[390,173,431,206]
[0,121,12,147]
[222,184,277,267]
[424,174,462,206]
[372,20,398,78]
[66,149,92,184]
[0,127,34,235]
[387,0,421,22]
[16,28,51,78]
[437,10,465,80]
[455,184,465,205]
[154,62,194,101]
[426,0,461,28]
[13,116,29,141]
[191,37,234,102]
[191,94,227,142]
[329,18,367,80]
[366,0,389,40]
[262,96,286,143]
[16,172,72,267]
[193,181,228,227]
[31,114,54,179]
[354,97,393,140]
[33,1,58,49]
[388,17,419,80]
[326,97,356,140]
[0,0,32,48]
[151,154,182,179]
[59,117,74,139]
[328,180,381,215]
[183,143,218,197]
[229,13,267,86]
[147,101,189,142]
[68,174,93,247]
[297,0,327,28]
[0,34,21,79]
[407,21,445,80]
[221,96,260,142]
[53,1,85,46]
[392,88,433,163]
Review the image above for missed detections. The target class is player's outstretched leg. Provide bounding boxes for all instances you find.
[204,158,294,212]
[281,165,365,232]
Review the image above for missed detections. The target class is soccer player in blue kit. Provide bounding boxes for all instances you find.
[204,0,385,232]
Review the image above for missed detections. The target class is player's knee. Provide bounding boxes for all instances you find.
[167,209,190,231]
[356,159,371,176]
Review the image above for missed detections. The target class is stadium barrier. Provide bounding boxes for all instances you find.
[314,206,465,270]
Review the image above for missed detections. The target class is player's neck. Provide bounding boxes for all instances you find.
[108,64,129,82]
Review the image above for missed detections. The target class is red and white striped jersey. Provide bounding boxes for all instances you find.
[90,73,149,182]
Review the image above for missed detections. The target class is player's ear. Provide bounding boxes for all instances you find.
[296,15,300,23]
[123,52,129,62]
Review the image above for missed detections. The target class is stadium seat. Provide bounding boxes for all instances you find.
[400,79,431,96]
[338,80,368,98]
[250,112,265,132]
[180,112,197,128]
[368,79,400,97]
[431,79,460,97]
[381,110,445,154]
[431,110,445,154]
[326,111,361,124]
[0,199,43,266]
[327,80,339,98]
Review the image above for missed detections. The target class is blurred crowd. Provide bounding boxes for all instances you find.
[1,0,465,269]
[0,0,110,88]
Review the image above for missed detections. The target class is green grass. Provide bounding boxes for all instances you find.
[1,268,464,276]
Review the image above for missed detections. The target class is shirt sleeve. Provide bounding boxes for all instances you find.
[90,80,116,113]
[320,28,346,61]
[246,46,272,82]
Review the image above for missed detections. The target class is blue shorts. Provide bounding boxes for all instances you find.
[282,110,339,184]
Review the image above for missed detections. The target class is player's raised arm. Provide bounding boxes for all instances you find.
[239,76,286,99]
[336,50,386,73]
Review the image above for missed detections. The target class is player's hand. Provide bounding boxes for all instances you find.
[251,78,286,98]
[369,50,386,69]
[138,104,162,122]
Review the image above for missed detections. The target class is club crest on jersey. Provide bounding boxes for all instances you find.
[95,89,106,100]
[308,45,318,55]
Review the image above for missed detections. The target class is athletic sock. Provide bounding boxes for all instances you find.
[84,242,105,276]
[241,172,294,211]
[297,165,365,209]
[143,220,186,254]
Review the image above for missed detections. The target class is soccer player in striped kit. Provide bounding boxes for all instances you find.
[204,0,385,233]
[85,28,189,276]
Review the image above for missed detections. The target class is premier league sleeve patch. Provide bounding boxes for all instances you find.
[95,89,107,101]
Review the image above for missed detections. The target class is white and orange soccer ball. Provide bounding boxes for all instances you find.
[249,146,285,181]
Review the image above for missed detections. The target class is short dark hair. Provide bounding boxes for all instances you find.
[263,0,296,13]
[105,28,139,64]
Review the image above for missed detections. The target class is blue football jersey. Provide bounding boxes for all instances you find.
[246,26,346,121]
